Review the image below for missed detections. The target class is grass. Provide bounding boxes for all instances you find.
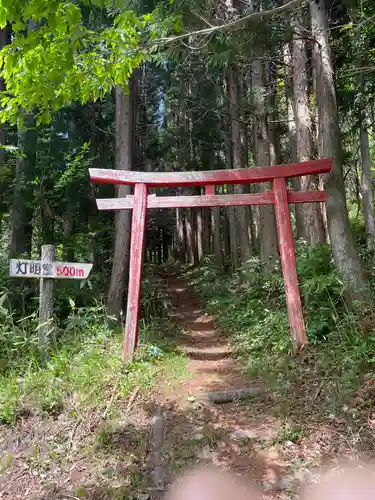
[0,314,188,425]
[0,266,189,426]
[0,279,191,498]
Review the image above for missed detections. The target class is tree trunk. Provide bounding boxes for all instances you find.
[210,182,223,266]
[107,82,134,317]
[222,205,231,258]
[224,82,239,269]
[185,208,195,265]
[39,244,55,357]
[310,0,368,295]
[162,228,170,263]
[359,111,375,250]
[175,208,186,261]
[283,41,305,239]
[88,213,101,269]
[41,200,54,246]
[228,65,251,264]
[87,183,102,270]
[224,74,238,269]
[87,103,106,270]
[0,28,6,233]
[202,208,211,254]
[292,12,325,246]
[267,60,282,165]
[191,206,199,263]
[10,118,35,257]
[63,212,74,261]
[196,208,204,262]
[212,206,223,266]
[251,57,278,265]
[227,186,239,269]
[157,231,162,264]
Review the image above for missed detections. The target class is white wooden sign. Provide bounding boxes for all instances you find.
[10,259,93,280]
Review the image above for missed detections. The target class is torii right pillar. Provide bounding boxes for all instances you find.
[273,177,307,350]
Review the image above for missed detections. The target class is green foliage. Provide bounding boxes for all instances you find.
[296,242,345,340]
[187,245,375,395]
[0,223,185,424]
[141,276,171,318]
[0,299,187,425]
[0,0,187,123]
[55,143,92,192]
[276,422,305,444]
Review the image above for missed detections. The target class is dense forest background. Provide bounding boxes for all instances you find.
[1,1,375,496]
[2,0,375,313]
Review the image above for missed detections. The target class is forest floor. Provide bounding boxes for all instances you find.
[151,274,297,499]
[148,274,366,499]
[0,271,372,499]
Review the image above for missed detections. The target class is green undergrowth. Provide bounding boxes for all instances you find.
[0,273,189,498]
[186,243,375,419]
[0,280,188,425]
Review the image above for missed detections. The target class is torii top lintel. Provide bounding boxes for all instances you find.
[89,158,332,188]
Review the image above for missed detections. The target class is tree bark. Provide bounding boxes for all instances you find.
[202,208,211,254]
[228,65,251,264]
[310,0,368,295]
[162,228,170,263]
[224,82,239,269]
[198,387,263,404]
[283,41,305,239]
[41,200,54,246]
[196,208,204,262]
[292,13,325,246]
[212,206,223,266]
[185,208,195,265]
[359,111,375,250]
[61,212,74,261]
[175,208,186,261]
[107,81,134,317]
[266,60,282,165]
[0,28,6,232]
[251,57,278,265]
[10,117,35,257]
[227,186,239,269]
[222,203,231,259]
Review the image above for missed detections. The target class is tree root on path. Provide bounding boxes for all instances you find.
[197,387,264,404]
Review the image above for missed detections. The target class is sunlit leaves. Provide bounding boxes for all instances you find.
[0,0,188,124]
[144,7,182,43]
[55,143,92,192]
[90,0,106,6]
[0,5,7,29]
[0,1,148,124]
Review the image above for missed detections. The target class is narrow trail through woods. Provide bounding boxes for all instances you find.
[162,274,249,401]
[153,274,288,497]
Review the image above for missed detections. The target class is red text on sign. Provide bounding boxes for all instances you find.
[56,266,84,277]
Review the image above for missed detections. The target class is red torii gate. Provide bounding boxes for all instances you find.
[89,158,332,362]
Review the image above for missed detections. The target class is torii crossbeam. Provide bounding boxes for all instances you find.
[89,158,332,362]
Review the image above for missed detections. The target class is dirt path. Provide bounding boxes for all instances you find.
[161,275,249,402]
[154,275,291,498]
